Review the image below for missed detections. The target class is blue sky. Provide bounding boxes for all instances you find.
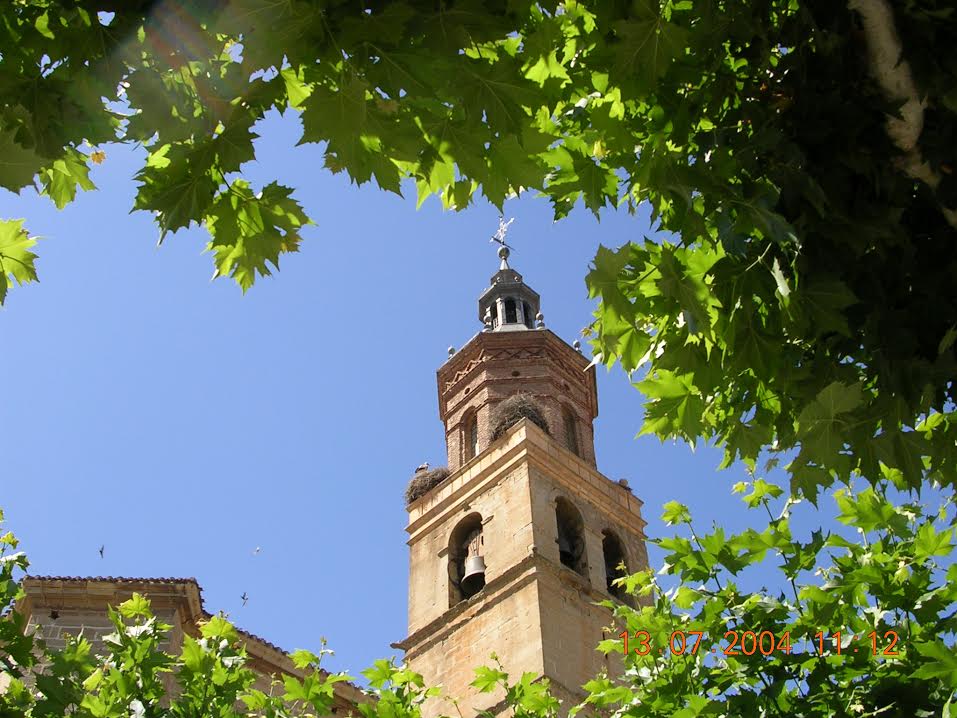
[1,107,830,677]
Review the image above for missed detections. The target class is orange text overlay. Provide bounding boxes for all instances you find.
[619,629,901,658]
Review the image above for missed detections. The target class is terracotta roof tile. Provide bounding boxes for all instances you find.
[27,576,200,584]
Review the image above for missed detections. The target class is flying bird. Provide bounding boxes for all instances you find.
[252,546,262,556]
[414,462,430,473]
[240,592,249,607]
[98,544,104,559]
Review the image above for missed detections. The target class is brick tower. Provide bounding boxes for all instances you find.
[397,244,649,717]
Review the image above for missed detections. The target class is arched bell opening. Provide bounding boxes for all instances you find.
[555,498,587,579]
[449,513,486,606]
[602,529,632,605]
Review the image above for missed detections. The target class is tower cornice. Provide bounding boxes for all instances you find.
[406,420,645,542]
[436,329,598,424]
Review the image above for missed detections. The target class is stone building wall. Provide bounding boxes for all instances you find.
[12,577,366,714]
[402,421,649,718]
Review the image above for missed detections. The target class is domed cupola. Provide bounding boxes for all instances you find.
[478,246,542,331]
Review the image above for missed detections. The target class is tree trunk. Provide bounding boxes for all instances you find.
[848,0,957,229]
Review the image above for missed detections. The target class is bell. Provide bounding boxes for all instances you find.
[460,555,486,596]
[558,534,574,566]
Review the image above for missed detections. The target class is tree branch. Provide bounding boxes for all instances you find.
[848,0,957,230]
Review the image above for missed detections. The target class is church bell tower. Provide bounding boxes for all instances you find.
[397,241,649,716]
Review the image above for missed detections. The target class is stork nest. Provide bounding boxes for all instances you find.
[490,393,550,441]
[405,467,451,505]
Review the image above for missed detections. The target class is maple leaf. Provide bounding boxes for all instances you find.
[0,219,38,304]
[205,180,312,291]
[38,148,96,209]
[611,3,688,94]
[0,130,45,192]
[133,143,219,240]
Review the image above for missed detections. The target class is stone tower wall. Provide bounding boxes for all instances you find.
[402,422,649,718]
[406,460,536,633]
[438,330,598,472]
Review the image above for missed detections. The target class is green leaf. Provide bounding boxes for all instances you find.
[522,16,571,86]
[789,463,832,503]
[133,143,219,239]
[117,593,152,619]
[656,245,714,330]
[834,487,897,532]
[742,479,783,508]
[673,585,701,608]
[914,522,953,560]
[199,613,238,642]
[491,135,547,192]
[281,66,313,110]
[661,500,691,525]
[458,58,536,134]
[0,130,45,192]
[611,2,688,93]
[799,278,857,336]
[472,665,507,692]
[574,156,618,215]
[524,50,570,85]
[205,180,312,292]
[913,641,957,689]
[0,219,39,304]
[300,78,369,149]
[796,382,863,465]
[637,370,704,440]
[35,12,55,39]
[290,649,320,669]
[362,658,397,688]
[38,149,96,209]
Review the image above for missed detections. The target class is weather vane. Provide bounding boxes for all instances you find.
[489,216,515,252]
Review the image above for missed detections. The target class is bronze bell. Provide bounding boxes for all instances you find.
[558,532,584,568]
[461,555,486,596]
[558,533,574,565]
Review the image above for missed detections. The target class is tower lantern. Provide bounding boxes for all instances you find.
[478,246,541,331]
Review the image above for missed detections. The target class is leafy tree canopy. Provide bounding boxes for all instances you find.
[2,0,955,503]
[1,481,955,718]
[2,3,955,714]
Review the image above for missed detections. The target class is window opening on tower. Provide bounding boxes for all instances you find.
[555,498,587,578]
[504,298,517,324]
[602,530,631,604]
[449,513,486,604]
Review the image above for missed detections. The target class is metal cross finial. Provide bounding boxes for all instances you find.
[489,216,515,251]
